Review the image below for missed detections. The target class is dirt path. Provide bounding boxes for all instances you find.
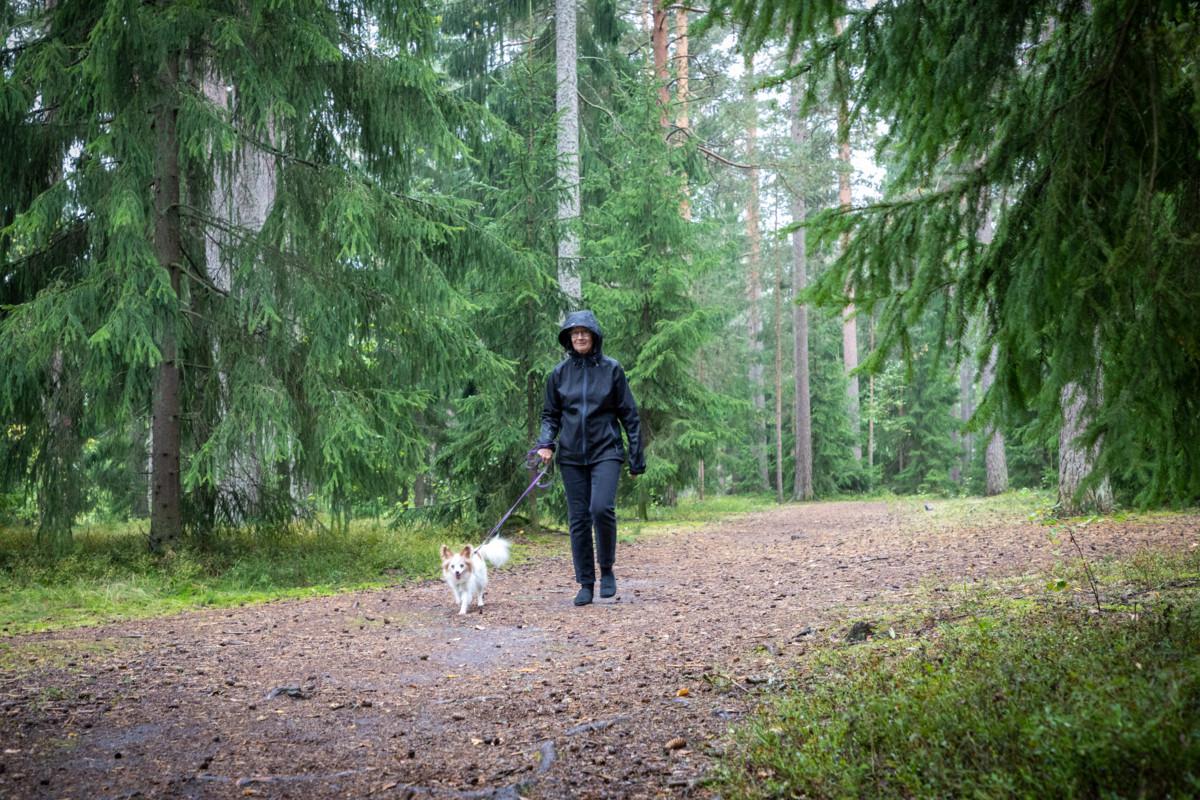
[2,500,1196,799]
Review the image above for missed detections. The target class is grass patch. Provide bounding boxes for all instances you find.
[711,551,1200,799]
[0,493,769,634]
[615,493,781,543]
[0,519,463,634]
[893,488,1056,534]
[0,637,125,672]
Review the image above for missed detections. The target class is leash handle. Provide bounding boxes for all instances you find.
[526,448,555,489]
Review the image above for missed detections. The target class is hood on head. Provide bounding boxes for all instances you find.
[558,309,604,353]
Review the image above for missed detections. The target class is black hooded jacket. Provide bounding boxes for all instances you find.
[535,310,646,474]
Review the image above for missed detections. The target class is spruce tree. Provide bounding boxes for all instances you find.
[1,0,501,548]
[584,74,723,508]
[707,0,1200,507]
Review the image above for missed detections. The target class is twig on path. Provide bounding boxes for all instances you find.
[236,770,366,787]
[565,716,628,736]
[1066,524,1103,613]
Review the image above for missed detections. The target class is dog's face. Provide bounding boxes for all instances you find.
[440,545,474,582]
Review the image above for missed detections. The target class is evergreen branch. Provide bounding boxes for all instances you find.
[179,240,229,299]
[0,218,88,271]
[667,125,756,170]
[577,89,623,131]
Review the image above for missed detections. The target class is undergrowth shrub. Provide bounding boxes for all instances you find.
[714,569,1200,799]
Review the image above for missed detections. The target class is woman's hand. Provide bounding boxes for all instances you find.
[536,448,553,463]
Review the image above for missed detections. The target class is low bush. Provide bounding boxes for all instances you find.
[713,555,1200,799]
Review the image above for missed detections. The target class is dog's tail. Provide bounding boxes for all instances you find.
[476,537,510,568]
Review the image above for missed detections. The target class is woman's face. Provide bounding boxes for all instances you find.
[569,327,594,355]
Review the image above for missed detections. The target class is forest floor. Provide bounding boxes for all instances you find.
[2,498,1197,799]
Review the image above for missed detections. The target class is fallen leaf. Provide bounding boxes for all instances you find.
[675,687,690,697]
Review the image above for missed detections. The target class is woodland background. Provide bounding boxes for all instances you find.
[2,0,1198,554]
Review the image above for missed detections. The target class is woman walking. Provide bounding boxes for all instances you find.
[535,310,645,606]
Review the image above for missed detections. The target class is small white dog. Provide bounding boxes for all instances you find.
[440,537,510,615]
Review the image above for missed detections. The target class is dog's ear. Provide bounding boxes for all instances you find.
[440,544,452,559]
[460,545,473,558]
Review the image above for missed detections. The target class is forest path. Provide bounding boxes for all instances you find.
[2,500,1196,799]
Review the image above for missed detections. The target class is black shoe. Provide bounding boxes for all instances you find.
[599,571,616,598]
[574,585,594,606]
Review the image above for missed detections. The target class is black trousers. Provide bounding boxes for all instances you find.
[559,460,622,586]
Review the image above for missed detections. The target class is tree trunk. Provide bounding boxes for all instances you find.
[556,0,581,302]
[773,225,784,503]
[977,198,1006,495]
[39,350,83,552]
[202,73,277,523]
[697,357,706,500]
[36,3,83,551]
[652,4,670,128]
[960,360,973,480]
[1058,381,1113,514]
[951,356,972,484]
[675,5,691,216]
[789,73,813,501]
[981,348,1009,495]
[674,6,689,132]
[674,5,702,496]
[835,17,861,464]
[745,77,769,490]
[867,311,876,476]
[150,51,184,551]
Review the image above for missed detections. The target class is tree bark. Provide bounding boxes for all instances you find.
[674,7,689,132]
[1058,381,1113,514]
[981,349,1009,495]
[835,17,861,464]
[789,71,813,501]
[39,349,83,551]
[977,200,1007,495]
[150,51,184,551]
[556,0,581,301]
[951,356,972,484]
[745,76,769,490]
[37,0,83,552]
[675,5,691,216]
[773,221,784,503]
[202,73,277,523]
[652,3,670,128]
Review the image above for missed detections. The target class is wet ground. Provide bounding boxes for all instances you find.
[2,499,1196,799]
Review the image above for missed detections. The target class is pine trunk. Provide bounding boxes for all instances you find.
[1058,381,1113,514]
[555,0,581,302]
[652,5,670,127]
[674,7,689,132]
[835,18,861,464]
[150,52,184,551]
[675,6,691,216]
[745,85,769,490]
[774,235,784,503]
[867,312,876,474]
[697,358,706,500]
[789,74,813,501]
